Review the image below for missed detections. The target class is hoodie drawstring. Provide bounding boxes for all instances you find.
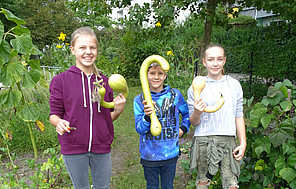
[95,77,101,113]
[81,71,87,108]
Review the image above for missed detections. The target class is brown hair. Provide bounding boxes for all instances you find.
[204,44,226,75]
[148,62,160,70]
[70,27,100,77]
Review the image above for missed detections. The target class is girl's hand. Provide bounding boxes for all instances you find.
[113,93,126,115]
[56,119,70,136]
[233,145,246,161]
[193,98,206,115]
[142,100,156,116]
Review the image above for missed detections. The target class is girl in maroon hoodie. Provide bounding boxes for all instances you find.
[49,27,126,189]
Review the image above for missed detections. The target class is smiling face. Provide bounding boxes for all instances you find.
[147,65,167,93]
[203,46,226,80]
[71,35,98,75]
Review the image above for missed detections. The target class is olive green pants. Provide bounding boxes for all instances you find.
[190,136,240,189]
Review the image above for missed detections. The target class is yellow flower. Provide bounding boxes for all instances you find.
[156,22,161,27]
[43,179,47,183]
[5,132,9,139]
[66,43,69,46]
[233,7,239,13]
[167,51,174,56]
[56,45,62,49]
[58,32,66,41]
[228,7,239,19]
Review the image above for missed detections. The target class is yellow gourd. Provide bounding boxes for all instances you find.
[98,74,128,108]
[108,74,129,98]
[192,76,225,113]
[140,55,170,136]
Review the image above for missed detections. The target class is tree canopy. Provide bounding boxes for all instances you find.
[66,0,115,28]
[19,0,83,49]
[239,0,296,22]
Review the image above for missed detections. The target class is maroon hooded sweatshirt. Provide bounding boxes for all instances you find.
[49,65,114,155]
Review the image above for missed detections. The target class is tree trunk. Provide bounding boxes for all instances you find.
[198,0,217,76]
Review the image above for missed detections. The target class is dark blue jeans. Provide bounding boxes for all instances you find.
[143,162,177,189]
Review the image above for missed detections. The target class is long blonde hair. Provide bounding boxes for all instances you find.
[70,27,100,77]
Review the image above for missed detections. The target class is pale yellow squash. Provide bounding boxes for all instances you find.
[98,74,128,108]
[192,76,225,113]
[140,55,169,136]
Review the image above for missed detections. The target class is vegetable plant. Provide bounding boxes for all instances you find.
[240,79,296,188]
[0,8,44,158]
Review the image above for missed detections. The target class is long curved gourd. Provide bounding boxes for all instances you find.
[140,55,170,136]
[98,74,129,108]
[192,76,225,113]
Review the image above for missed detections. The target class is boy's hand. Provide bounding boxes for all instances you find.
[179,128,184,138]
[143,100,156,116]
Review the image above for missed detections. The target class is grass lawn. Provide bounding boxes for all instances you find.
[111,85,146,188]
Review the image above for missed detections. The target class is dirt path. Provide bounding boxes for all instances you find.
[1,135,192,188]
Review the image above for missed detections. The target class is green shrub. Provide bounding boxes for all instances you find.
[213,23,296,83]
[240,80,270,100]
[240,79,296,188]
[228,15,257,28]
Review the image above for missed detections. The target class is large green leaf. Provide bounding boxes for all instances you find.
[279,86,289,98]
[253,137,271,158]
[274,82,283,90]
[10,33,34,55]
[282,142,290,155]
[30,45,43,55]
[0,20,4,45]
[22,69,41,88]
[12,25,30,36]
[0,8,26,25]
[268,91,285,107]
[287,153,296,169]
[272,105,284,117]
[280,101,292,112]
[0,61,25,86]
[283,79,293,88]
[262,167,274,187]
[0,40,10,67]
[275,155,286,176]
[269,119,294,148]
[285,140,296,155]
[267,86,278,98]
[247,96,254,107]
[279,168,296,183]
[261,98,269,107]
[254,159,266,171]
[261,114,274,129]
[250,106,267,127]
[0,65,10,85]
[8,61,25,84]
[0,88,22,108]
[28,59,41,70]
[238,169,252,182]
[290,179,296,189]
[17,103,38,122]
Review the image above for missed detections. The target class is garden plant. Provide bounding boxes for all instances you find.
[1,1,296,188]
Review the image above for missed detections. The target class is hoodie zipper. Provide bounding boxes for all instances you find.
[87,75,93,152]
